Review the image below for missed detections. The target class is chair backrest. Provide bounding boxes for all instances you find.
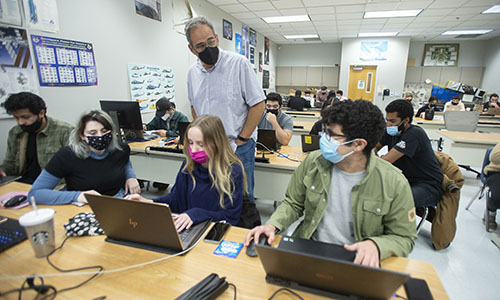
[480,147,494,184]
[444,111,479,132]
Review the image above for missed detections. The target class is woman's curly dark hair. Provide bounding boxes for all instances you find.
[322,100,385,156]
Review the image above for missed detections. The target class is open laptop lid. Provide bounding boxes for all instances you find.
[86,194,185,253]
[301,134,320,152]
[255,243,409,300]
[444,111,479,132]
[487,107,500,115]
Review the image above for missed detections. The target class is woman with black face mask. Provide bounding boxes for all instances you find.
[28,110,141,205]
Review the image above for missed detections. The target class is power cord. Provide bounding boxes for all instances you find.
[268,287,305,300]
[228,283,237,300]
[256,142,302,163]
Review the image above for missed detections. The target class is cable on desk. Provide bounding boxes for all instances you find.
[268,287,305,300]
[394,293,408,300]
[228,283,237,300]
[0,225,206,282]
[255,142,302,163]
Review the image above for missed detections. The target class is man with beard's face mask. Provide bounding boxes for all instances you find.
[1,92,73,184]
[185,17,266,202]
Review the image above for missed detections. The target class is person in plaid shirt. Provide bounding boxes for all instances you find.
[1,92,73,184]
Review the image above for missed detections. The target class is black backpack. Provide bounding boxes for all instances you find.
[236,195,262,229]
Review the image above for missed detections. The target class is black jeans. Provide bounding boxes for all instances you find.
[411,182,443,208]
[487,172,500,212]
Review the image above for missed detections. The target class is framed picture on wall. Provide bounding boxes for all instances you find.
[259,52,263,72]
[223,19,232,40]
[423,43,459,67]
[249,29,257,47]
[135,0,161,21]
[264,37,270,65]
[250,47,255,64]
[263,70,269,89]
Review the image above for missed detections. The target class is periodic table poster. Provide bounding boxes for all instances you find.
[31,35,98,86]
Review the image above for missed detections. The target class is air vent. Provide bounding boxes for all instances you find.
[455,34,482,38]
[303,37,321,42]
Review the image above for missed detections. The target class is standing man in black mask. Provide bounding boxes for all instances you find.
[258,93,293,146]
[1,92,73,184]
[185,17,265,202]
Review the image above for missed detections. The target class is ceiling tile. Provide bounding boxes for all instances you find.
[278,8,308,15]
[337,25,361,30]
[238,0,268,2]
[462,0,500,7]
[365,2,402,11]
[310,14,336,21]
[313,20,337,26]
[453,6,492,15]
[338,12,363,19]
[315,24,337,30]
[219,3,249,13]
[243,1,275,11]
[396,1,432,9]
[271,0,304,9]
[418,8,455,17]
[362,18,387,25]
[335,4,365,13]
[254,10,280,17]
[307,6,335,15]
[207,0,239,5]
[385,17,415,24]
[427,0,469,9]
[360,24,384,30]
[338,19,362,25]
[231,12,257,19]
[413,16,442,23]
[333,0,367,5]
[383,25,406,30]
[302,0,335,7]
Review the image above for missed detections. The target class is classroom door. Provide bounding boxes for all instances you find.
[348,66,377,102]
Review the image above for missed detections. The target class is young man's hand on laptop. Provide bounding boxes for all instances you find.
[0,169,5,177]
[244,224,276,246]
[78,190,100,204]
[125,194,153,203]
[173,213,192,232]
[344,240,379,268]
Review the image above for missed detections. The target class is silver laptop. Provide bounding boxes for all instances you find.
[444,111,479,132]
[255,241,410,300]
[85,194,211,254]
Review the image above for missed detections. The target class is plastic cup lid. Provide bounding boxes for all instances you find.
[19,208,55,227]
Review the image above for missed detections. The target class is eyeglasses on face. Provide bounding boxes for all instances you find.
[193,37,217,53]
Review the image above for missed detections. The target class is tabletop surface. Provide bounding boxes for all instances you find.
[0,182,449,299]
[437,129,500,144]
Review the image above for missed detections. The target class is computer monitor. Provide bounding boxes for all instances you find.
[257,129,279,152]
[178,121,189,145]
[462,94,474,103]
[100,100,144,141]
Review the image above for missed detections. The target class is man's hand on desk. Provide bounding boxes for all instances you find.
[173,213,193,232]
[125,178,141,195]
[78,190,100,203]
[125,194,153,203]
[344,239,380,268]
[157,130,167,137]
[244,224,276,246]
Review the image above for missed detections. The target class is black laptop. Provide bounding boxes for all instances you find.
[0,216,27,253]
[301,134,320,152]
[85,194,210,254]
[255,237,410,300]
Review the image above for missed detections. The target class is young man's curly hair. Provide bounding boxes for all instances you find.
[322,100,385,155]
[385,99,414,123]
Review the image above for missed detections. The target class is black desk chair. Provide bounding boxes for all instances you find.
[465,147,493,210]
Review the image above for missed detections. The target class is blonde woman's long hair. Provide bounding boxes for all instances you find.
[182,115,247,209]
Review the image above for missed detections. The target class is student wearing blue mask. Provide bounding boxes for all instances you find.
[246,100,417,268]
[375,99,443,208]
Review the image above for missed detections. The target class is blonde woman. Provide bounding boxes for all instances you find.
[28,110,140,205]
[126,115,246,231]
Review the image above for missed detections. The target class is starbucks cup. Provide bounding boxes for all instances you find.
[19,208,56,258]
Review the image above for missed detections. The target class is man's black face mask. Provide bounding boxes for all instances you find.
[198,46,219,65]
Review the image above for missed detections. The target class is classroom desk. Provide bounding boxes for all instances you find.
[414,117,500,140]
[0,182,449,300]
[437,130,500,166]
[290,120,315,146]
[285,110,321,122]
[129,140,307,202]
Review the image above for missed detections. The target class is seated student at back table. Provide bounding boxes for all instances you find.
[443,95,465,112]
[287,90,311,111]
[375,100,443,208]
[0,92,73,184]
[310,97,343,135]
[246,100,417,267]
[415,96,440,118]
[28,110,140,205]
[143,97,189,137]
[258,93,293,146]
[483,93,499,112]
[127,115,245,231]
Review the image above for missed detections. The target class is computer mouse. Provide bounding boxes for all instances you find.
[3,195,27,208]
[245,235,269,257]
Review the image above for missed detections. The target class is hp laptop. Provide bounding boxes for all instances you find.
[444,111,479,132]
[301,134,320,152]
[255,239,410,300]
[85,194,211,254]
[446,105,462,112]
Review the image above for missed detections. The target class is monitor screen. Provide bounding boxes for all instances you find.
[257,129,278,152]
[100,100,143,130]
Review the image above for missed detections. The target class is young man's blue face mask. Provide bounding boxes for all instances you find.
[319,134,357,164]
[386,121,406,136]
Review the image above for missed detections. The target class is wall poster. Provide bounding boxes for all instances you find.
[263,70,269,89]
[258,52,262,72]
[0,0,22,26]
[128,63,175,114]
[235,33,242,55]
[249,28,256,47]
[135,0,161,21]
[223,19,232,40]
[360,41,388,61]
[250,47,255,64]
[24,0,60,32]
[264,37,270,65]
[31,34,97,86]
[0,26,38,119]
[241,25,249,59]
[423,43,459,67]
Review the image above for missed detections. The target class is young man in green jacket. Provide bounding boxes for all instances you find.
[245,100,417,267]
[143,97,189,137]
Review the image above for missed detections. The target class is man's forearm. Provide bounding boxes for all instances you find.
[191,106,197,120]
[239,101,265,138]
[272,123,291,145]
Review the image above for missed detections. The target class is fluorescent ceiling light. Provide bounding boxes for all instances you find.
[262,15,310,23]
[284,34,319,39]
[363,10,422,18]
[482,5,500,14]
[358,32,398,37]
[441,30,492,35]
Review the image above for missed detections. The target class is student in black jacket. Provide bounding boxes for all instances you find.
[287,90,311,111]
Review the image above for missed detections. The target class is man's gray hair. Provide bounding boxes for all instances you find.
[184,17,216,45]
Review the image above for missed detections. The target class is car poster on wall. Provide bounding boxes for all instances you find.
[31,34,97,86]
[127,63,174,114]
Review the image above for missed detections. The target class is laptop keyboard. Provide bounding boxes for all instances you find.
[0,227,27,253]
